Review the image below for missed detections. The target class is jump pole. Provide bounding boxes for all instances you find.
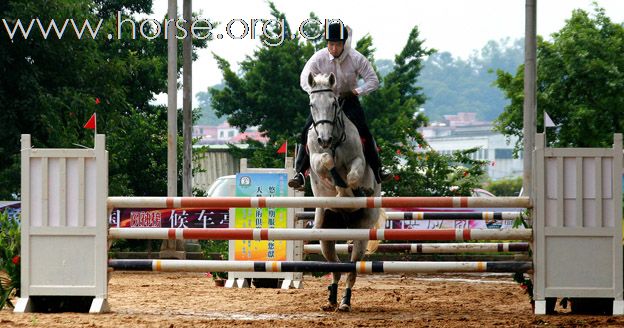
[108,259,533,274]
[303,242,530,254]
[107,196,531,209]
[109,228,533,241]
[295,211,524,221]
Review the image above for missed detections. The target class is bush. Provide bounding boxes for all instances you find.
[485,177,523,196]
[0,210,20,310]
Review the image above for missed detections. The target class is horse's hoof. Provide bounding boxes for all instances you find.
[337,303,351,312]
[321,303,338,311]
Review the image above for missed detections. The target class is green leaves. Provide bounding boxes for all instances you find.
[0,0,211,198]
[494,5,624,149]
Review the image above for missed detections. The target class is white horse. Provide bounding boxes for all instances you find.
[306,72,385,312]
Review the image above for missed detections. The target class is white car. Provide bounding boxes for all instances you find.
[206,175,236,197]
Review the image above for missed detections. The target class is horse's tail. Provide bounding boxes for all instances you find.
[366,208,387,254]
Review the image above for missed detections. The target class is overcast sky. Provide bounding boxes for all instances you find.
[148,0,624,105]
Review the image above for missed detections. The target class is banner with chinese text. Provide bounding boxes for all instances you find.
[233,173,288,261]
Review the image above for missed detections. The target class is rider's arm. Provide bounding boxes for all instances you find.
[353,53,379,96]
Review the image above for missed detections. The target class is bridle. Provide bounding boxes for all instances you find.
[309,88,347,150]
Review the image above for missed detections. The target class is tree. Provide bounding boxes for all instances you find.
[209,3,321,145]
[0,0,210,198]
[494,6,624,149]
[196,86,227,126]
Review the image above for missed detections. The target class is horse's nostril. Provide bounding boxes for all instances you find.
[317,137,322,144]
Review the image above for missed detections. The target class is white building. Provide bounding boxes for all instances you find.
[419,113,522,180]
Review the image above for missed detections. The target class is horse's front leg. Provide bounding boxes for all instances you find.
[320,239,341,311]
[339,239,367,312]
[346,156,365,189]
[310,152,334,180]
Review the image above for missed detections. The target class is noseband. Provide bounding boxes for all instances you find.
[310,88,346,150]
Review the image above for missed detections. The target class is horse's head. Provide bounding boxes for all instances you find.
[308,72,342,149]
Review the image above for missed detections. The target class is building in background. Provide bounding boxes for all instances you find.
[191,122,270,192]
[419,112,522,180]
[193,122,268,145]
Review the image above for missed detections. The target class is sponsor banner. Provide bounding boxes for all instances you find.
[234,173,288,261]
[108,208,228,228]
[387,219,517,230]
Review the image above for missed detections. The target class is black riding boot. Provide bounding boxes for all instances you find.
[288,144,309,191]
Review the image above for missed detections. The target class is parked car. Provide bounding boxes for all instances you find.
[206,175,236,197]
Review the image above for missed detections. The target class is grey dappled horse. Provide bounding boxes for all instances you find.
[306,72,385,312]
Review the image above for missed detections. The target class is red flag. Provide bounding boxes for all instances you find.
[84,113,96,130]
[276,142,287,154]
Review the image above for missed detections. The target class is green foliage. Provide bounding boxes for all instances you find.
[199,240,228,279]
[494,5,624,149]
[209,3,312,148]
[0,0,211,199]
[384,145,488,197]
[0,211,20,310]
[485,176,523,196]
[419,38,524,122]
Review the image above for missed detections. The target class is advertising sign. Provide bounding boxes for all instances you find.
[233,173,288,261]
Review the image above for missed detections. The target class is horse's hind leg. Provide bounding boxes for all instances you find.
[338,239,367,312]
[320,240,341,311]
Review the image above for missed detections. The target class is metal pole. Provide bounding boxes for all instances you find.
[182,0,192,197]
[107,196,532,209]
[167,0,178,197]
[109,259,533,274]
[522,0,537,197]
[109,227,533,241]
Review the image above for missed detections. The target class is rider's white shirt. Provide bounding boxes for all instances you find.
[300,47,379,96]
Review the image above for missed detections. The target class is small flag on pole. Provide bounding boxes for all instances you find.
[84,113,96,130]
[277,141,287,154]
[544,112,556,128]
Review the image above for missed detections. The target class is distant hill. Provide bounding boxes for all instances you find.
[376,38,524,122]
[195,83,227,126]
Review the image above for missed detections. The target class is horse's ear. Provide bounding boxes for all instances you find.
[308,73,315,88]
[328,72,336,87]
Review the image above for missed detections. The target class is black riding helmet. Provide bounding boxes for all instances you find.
[326,22,348,43]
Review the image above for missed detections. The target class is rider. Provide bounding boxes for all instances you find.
[288,21,391,191]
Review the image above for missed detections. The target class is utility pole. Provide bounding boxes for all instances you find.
[183,0,193,197]
[162,0,183,259]
[167,0,177,198]
[522,0,537,197]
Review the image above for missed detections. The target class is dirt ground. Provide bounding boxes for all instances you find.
[2,271,624,328]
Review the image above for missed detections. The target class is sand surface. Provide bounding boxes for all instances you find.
[2,271,624,327]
